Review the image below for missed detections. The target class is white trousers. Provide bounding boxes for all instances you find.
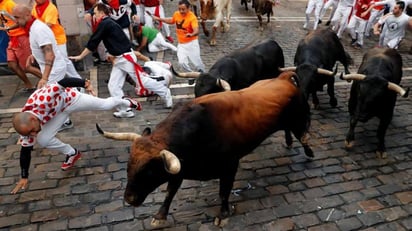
[177,39,205,72]
[148,33,177,52]
[331,5,353,38]
[58,44,82,79]
[320,0,339,21]
[347,16,367,45]
[144,5,171,37]
[36,94,130,156]
[113,52,171,102]
[365,8,384,36]
[305,0,324,30]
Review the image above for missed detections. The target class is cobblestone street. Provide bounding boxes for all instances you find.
[0,0,411,230]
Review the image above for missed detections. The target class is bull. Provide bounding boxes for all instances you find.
[340,48,409,158]
[96,71,313,227]
[254,0,275,31]
[199,0,232,45]
[283,28,352,109]
[172,38,285,97]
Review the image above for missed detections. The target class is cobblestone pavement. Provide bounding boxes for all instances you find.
[0,1,412,230]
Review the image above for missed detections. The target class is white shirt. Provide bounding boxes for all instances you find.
[380,13,411,40]
[29,20,67,82]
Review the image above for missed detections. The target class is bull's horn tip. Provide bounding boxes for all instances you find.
[96,123,104,134]
[403,87,410,98]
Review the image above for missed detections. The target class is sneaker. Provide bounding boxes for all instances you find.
[61,149,81,170]
[123,96,142,111]
[303,23,307,29]
[318,19,322,24]
[164,90,173,109]
[58,120,74,132]
[325,20,331,26]
[113,109,135,118]
[165,36,174,43]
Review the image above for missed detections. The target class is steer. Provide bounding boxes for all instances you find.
[283,28,352,109]
[254,0,275,31]
[96,71,313,227]
[172,38,285,97]
[199,0,232,45]
[340,48,409,158]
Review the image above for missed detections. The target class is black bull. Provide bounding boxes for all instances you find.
[172,38,285,97]
[340,48,409,158]
[283,28,352,109]
[96,72,312,227]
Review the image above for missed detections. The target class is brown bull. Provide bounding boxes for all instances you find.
[96,71,313,228]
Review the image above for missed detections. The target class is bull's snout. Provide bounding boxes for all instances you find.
[124,189,144,207]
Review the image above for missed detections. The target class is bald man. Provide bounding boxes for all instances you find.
[11,77,141,194]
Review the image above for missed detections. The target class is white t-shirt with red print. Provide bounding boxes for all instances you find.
[19,84,80,147]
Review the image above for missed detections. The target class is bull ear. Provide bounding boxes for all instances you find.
[388,83,409,98]
[142,127,151,136]
[217,79,231,91]
[160,150,181,174]
[279,66,296,72]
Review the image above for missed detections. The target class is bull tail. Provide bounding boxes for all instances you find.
[96,123,141,141]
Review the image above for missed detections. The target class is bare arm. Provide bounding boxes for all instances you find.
[37,44,55,88]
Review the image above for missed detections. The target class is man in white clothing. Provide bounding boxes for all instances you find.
[373,1,412,49]
[304,0,324,30]
[331,0,356,38]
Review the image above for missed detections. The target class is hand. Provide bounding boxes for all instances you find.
[37,78,48,89]
[68,55,82,62]
[11,178,28,194]
[85,80,96,96]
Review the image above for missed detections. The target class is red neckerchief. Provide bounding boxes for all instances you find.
[35,0,50,18]
[107,0,120,10]
[24,16,36,34]
[92,15,108,32]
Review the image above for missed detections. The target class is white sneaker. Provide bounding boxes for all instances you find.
[303,23,307,29]
[113,110,135,118]
[164,90,173,109]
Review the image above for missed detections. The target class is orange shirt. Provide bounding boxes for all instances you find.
[0,0,26,37]
[171,11,198,44]
[32,2,67,45]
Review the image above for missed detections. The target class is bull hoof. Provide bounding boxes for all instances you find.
[204,31,210,37]
[210,40,217,46]
[214,217,229,227]
[150,218,168,227]
[259,26,264,32]
[224,24,230,32]
[345,140,354,149]
[376,150,388,159]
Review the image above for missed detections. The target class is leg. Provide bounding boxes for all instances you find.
[327,79,337,107]
[201,20,210,37]
[214,162,238,227]
[7,45,35,89]
[58,44,82,79]
[186,40,205,72]
[151,177,183,227]
[376,118,391,158]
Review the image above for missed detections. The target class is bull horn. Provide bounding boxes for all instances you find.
[217,79,231,91]
[96,123,141,141]
[317,68,335,76]
[160,150,181,174]
[171,65,201,78]
[279,66,296,72]
[388,83,409,98]
[340,73,367,81]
